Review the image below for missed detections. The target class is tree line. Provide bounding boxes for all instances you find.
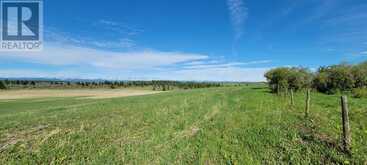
[265,61,367,97]
[0,79,221,91]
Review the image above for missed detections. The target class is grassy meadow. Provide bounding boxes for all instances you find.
[0,85,366,164]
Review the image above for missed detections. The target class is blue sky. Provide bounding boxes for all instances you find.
[1,0,367,81]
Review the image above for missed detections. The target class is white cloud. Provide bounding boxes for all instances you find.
[0,69,102,80]
[96,19,143,36]
[0,41,271,81]
[241,60,272,65]
[46,29,136,49]
[150,67,269,82]
[0,42,208,69]
[90,38,135,49]
[0,28,272,82]
[98,20,119,26]
[183,60,271,69]
[0,67,269,82]
[183,62,243,69]
[227,0,248,40]
[360,51,367,55]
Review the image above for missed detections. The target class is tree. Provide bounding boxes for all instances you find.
[313,64,355,94]
[265,67,312,93]
[313,68,329,93]
[265,67,290,93]
[287,67,313,91]
[0,81,7,90]
[352,61,367,88]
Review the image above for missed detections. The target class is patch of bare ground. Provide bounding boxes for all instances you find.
[0,125,49,152]
[0,125,74,153]
[0,89,161,100]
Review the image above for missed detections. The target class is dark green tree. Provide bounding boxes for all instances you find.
[0,81,7,90]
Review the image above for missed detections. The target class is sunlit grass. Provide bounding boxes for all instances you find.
[0,85,366,164]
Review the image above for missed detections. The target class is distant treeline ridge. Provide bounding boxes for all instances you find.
[0,80,223,91]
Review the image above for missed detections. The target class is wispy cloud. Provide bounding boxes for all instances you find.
[151,67,269,82]
[227,0,248,40]
[304,0,339,23]
[0,24,273,81]
[0,69,105,80]
[96,19,143,36]
[183,60,271,69]
[0,40,271,81]
[183,62,243,69]
[0,67,270,82]
[46,29,136,49]
[227,0,248,56]
[360,51,367,55]
[0,42,208,69]
[90,38,135,49]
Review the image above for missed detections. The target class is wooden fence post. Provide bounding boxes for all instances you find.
[290,89,294,106]
[341,96,351,153]
[305,89,311,117]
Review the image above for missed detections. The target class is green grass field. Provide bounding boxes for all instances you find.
[0,85,366,164]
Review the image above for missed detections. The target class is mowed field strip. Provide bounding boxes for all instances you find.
[0,89,161,100]
[0,86,366,164]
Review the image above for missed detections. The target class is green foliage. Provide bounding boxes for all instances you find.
[352,61,367,88]
[352,88,367,98]
[0,81,7,90]
[312,70,329,93]
[268,61,367,94]
[3,79,221,90]
[265,67,312,93]
[313,64,355,94]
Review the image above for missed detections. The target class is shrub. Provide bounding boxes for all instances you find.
[264,67,312,93]
[313,64,355,94]
[313,71,329,93]
[352,61,367,88]
[352,88,367,98]
[0,81,7,90]
[287,67,313,91]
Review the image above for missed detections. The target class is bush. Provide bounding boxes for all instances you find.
[265,67,312,93]
[267,61,367,95]
[0,81,7,90]
[313,64,355,94]
[352,88,367,98]
[352,61,367,88]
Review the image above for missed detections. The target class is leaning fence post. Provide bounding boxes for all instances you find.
[305,89,311,117]
[341,96,351,153]
[290,89,294,106]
